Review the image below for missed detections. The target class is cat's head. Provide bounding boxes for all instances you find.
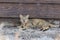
[20,14,29,24]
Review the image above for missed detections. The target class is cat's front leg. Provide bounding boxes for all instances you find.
[41,25,50,31]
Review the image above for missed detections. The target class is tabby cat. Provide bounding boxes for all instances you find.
[19,14,59,31]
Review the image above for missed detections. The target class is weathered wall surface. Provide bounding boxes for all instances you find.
[0,0,60,19]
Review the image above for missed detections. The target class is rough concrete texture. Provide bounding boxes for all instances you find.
[0,20,60,40]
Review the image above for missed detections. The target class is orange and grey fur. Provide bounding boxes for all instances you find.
[19,14,59,31]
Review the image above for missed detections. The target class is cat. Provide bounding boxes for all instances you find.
[19,14,59,31]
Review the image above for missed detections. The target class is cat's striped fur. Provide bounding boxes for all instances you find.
[19,15,59,31]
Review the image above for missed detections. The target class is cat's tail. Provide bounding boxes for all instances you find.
[49,24,59,28]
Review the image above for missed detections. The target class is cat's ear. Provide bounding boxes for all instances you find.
[19,14,23,18]
[26,15,29,18]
